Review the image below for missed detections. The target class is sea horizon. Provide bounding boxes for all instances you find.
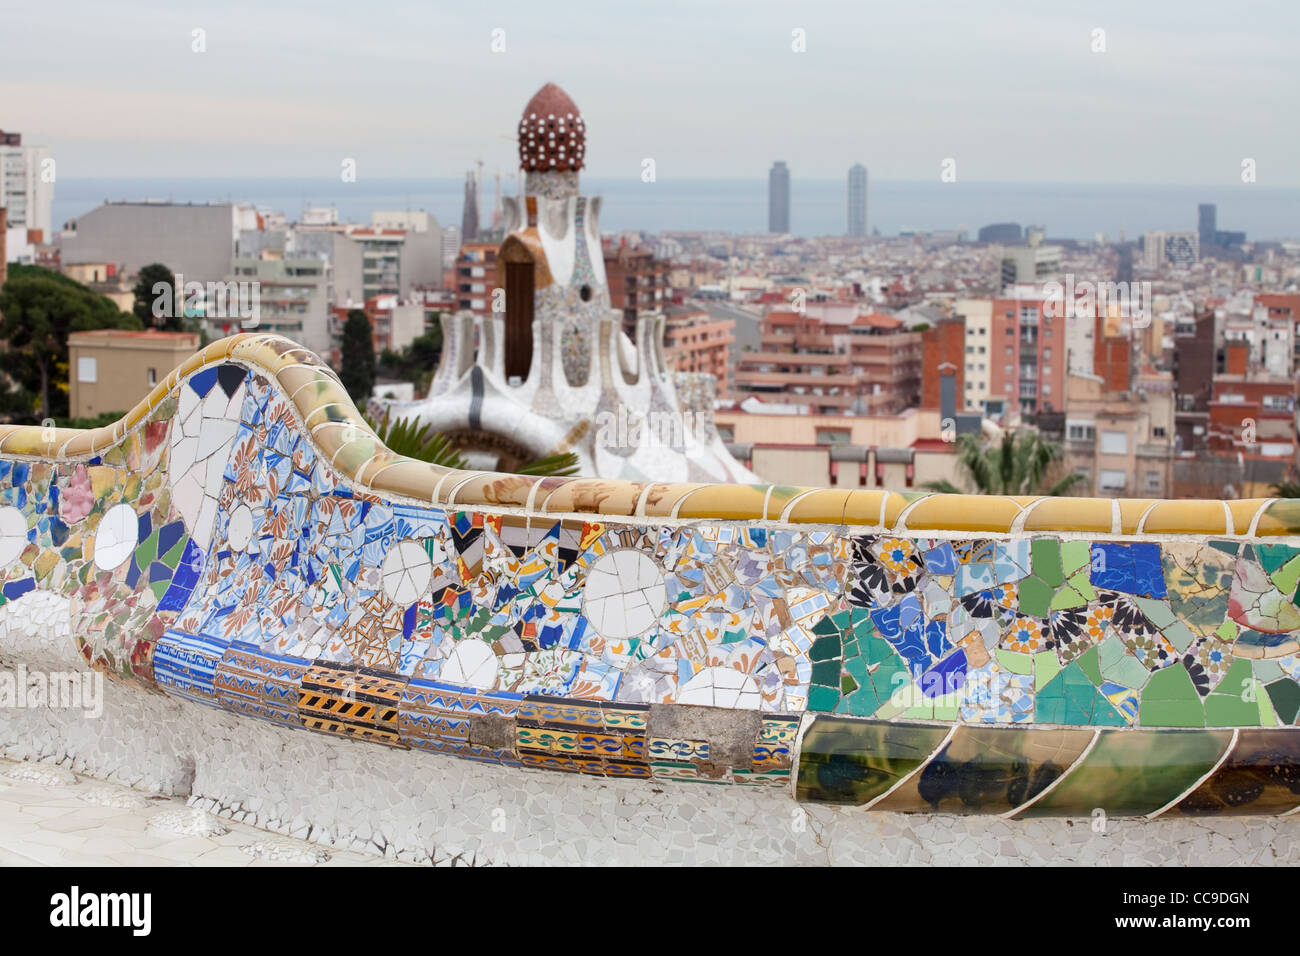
[51,177,1300,244]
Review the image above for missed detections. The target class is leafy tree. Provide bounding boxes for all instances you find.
[377,326,442,393]
[1270,481,1300,498]
[0,265,142,421]
[132,263,179,329]
[366,409,579,477]
[924,431,1086,497]
[338,309,376,403]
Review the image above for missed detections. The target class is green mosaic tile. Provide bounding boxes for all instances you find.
[1034,651,1061,690]
[1031,538,1064,587]
[1076,645,1103,686]
[1256,544,1300,575]
[1018,575,1053,618]
[1037,662,1126,726]
[1264,678,1300,725]
[809,635,840,662]
[808,684,840,712]
[1139,664,1206,728]
[1252,659,1284,682]
[1099,635,1151,689]
[1273,554,1300,597]
[1061,540,1091,576]
[1205,691,1261,727]
[995,650,1033,675]
[1050,583,1090,611]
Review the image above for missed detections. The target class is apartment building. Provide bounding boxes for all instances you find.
[953,297,993,411]
[1063,369,1175,498]
[0,129,53,242]
[60,201,239,283]
[734,309,921,415]
[605,242,668,337]
[662,306,735,396]
[67,330,199,419]
[332,211,441,306]
[986,291,1067,419]
[454,242,499,315]
[226,256,330,355]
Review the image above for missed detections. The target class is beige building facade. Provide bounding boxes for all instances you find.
[67,330,199,419]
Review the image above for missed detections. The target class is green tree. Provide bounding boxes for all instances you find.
[377,326,442,393]
[0,264,143,421]
[338,309,376,403]
[132,263,179,328]
[924,431,1086,496]
[1271,481,1300,498]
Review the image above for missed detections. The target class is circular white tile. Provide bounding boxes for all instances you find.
[440,640,499,690]
[227,505,254,551]
[94,504,139,571]
[380,540,433,604]
[0,505,27,566]
[583,549,665,639]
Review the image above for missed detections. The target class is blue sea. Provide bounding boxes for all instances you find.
[51,177,1300,242]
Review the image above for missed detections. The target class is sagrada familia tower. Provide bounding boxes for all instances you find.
[380,84,756,484]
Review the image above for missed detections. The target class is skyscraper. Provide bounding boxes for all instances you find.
[461,170,479,242]
[768,161,790,233]
[1198,203,1216,249]
[847,163,867,237]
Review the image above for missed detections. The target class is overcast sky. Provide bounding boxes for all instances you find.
[4,0,1297,185]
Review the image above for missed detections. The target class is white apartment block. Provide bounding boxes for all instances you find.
[0,136,54,244]
[954,297,991,412]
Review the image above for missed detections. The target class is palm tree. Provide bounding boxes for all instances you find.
[923,431,1086,497]
[1270,480,1300,498]
[366,409,579,477]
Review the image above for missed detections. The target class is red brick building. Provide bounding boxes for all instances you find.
[920,317,966,412]
[987,294,1067,417]
[604,242,669,337]
[662,306,735,396]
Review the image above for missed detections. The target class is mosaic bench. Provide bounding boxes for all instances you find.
[2,333,1299,817]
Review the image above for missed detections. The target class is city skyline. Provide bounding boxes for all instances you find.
[4,0,1298,185]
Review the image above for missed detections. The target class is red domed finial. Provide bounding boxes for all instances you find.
[518,82,585,172]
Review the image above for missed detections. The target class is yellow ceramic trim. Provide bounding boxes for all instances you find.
[4,332,1298,539]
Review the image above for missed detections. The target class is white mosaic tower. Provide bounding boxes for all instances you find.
[382,84,755,483]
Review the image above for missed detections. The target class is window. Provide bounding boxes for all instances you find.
[1152,426,1167,438]
[147,367,157,387]
[1043,347,1052,360]
[1145,470,1162,493]
[1004,364,1013,374]
[1100,430,1128,455]
[1099,469,1127,491]
[1067,422,1096,441]
[1005,346,1013,356]
[77,357,97,383]
[816,428,852,444]
[1043,384,1052,396]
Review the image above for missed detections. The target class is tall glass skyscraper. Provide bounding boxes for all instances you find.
[768,161,790,233]
[848,163,868,237]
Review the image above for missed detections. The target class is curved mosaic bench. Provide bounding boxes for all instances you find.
[3,333,1300,817]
